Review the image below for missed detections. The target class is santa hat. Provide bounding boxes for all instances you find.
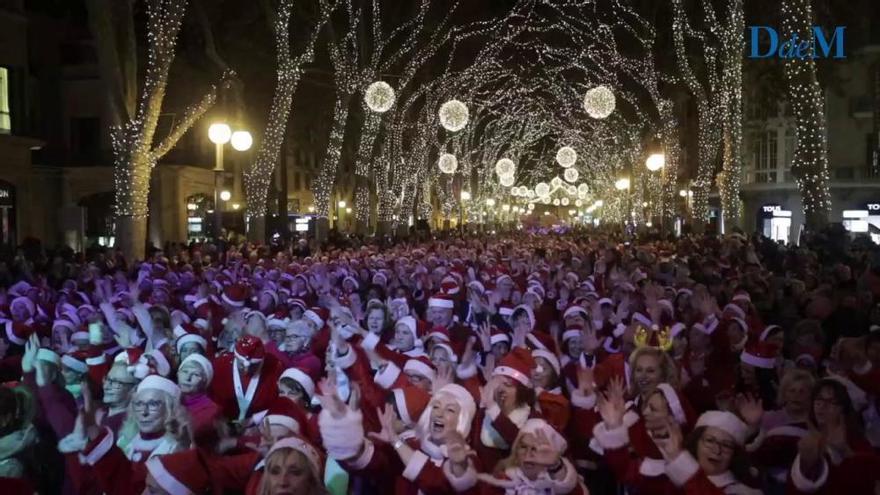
[8,281,31,297]
[598,298,614,308]
[114,347,144,366]
[526,331,557,354]
[655,383,694,426]
[695,411,748,446]
[421,383,477,437]
[759,324,783,342]
[425,325,451,344]
[180,353,214,384]
[490,326,510,346]
[36,348,61,366]
[303,307,328,329]
[175,329,208,354]
[440,276,460,295]
[722,303,746,320]
[10,297,35,317]
[532,348,561,376]
[288,298,308,312]
[740,340,779,369]
[494,347,535,388]
[669,322,687,340]
[71,330,90,343]
[428,293,455,309]
[392,386,431,426]
[512,304,535,330]
[468,281,486,295]
[342,277,360,290]
[497,302,515,318]
[53,319,78,336]
[403,356,436,382]
[520,418,567,453]
[279,366,318,399]
[61,350,89,374]
[265,397,308,434]
[146,349,171,377]
[562,323,583,344]
[266,436,324,479]
[824,375,868,411]
[563,305,588,321]
[137,375,181,401]
[144,449,209,495]
[524,287,544,304]
[395,316,421,347]
[731,291,751,304]
[221,285,249,308]
[234,335,265,365]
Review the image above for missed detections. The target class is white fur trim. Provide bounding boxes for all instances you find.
[732,293,751,303]
[146,456,193,495]
[532,349,560,375]
[137,375,181,401]
[443,460,478,491]
[401,450,430,481]
[347,439,375,469]
[745,427,766,453]
[335,346,357,370]
[570,389,596,410]
[61,355,88,373]
[853,360,873,376]
[318,407,364,460]
[57,430,88,454]
[404,360,436,382]
[632,312,653,328]
[5,322,25,346]
[498,306,514,317]
[665,451,700,487]
[485,403,502,421]
[455,360,478,380]
[86,354,106,366]
[266,414,300,434]
[623,410,640,428]
[639,457,666,477]
[790,454,828,493]
[393,389,414,425]
[374,362,401,389]
[766,425,807,439]
[493,365,531,387]
[592,422,629,450]
[428,298,454,309]
[563,306,587,320]
[221,293,245,308]
[696,411,748,445]
[551,458,579,493]
[176,334,207,354]
[83,427,115,465]
[279,368,315,398]
[613,323,626,338]
[490,333,510,345]
[361,332,380,351]
[562,330,581,342]
[37,348,61,365]
[656,383,686,425]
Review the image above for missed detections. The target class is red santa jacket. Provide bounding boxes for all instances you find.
[209,352,283,421]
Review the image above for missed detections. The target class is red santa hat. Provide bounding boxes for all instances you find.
[497,302,515,318]
[740,340,779,369]
[303,307,328,329]
[731,291,751,304]
[490,326,510,346]
[428,293,455,309]
[562,323,583,343]
[146,349,171,377]
[266,436,325,479]
[264,397,308,435]
[174,326,208,353]
[114,347,144,366]
[655,383,695,427]
[493,347,535,388]
[520,418,567,452]
[137,375,181,401]
[279,366,318,399]
[144,449,210,495]
[392,386,431,427]
[759,324,783,342]
[36,348,61,366]
[52,319,78,336]
[440,276,460,295]
[61,350,89,374]
[563,305,588,321]
[234,335,265,365]
[403,356,436,382]
[425,325,451,344]
[722,303,747,320]
[526,330,557,354]
[221,284,249,308]
[695,411,748,446]
[10,296,35,317]
[180,353,214,384]
[532,348,561,376]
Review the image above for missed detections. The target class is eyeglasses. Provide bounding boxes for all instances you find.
[104,378,135,389]
[700,435,735,454]
[133,400,164,413]
[813,397,840,407]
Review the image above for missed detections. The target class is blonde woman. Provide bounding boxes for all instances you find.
[256,436,328,495]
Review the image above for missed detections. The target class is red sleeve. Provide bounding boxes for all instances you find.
[36,380,78,438]
[603,446,645,487]
[204,450,261,491]
[83,428,145,495]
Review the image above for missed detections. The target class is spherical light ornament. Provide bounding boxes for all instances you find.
[564,168,579,184]
[526,189,535,198]
[495,158,516,177]
[499,174,515,187]
[528,203,535,210]
[552,198,560,206]
[437,153,458,174]
[645,153,665,172]
[208,123,231,144]
[535,182,550,197]
[364,81,395,113]
[556,147,577,168]
[438,99,469,132]
[575,200,583,207]
[578,190,588,200]
[561,197,570,206]
[567,185,577,195]
[583,85,616,119]
[230,131,253,151]
[578,183,589,195]
[542,197,551,204]
[550,176,563,188]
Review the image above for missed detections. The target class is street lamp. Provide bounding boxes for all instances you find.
[337,200,347,230]
[220,190,232,202]
[230,130,253,151]
[645,153,665,172]
[645,152,666,232]
[209,122,248,241]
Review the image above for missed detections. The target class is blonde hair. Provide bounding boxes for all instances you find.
[122,388,192,449]
[257,448,327,495]
[777,368,816,406]
[628,347,680,395]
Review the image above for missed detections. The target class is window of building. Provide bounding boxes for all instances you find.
[293,172,301,191]
[784,128,795,168]
[751,130,778,173]
[0,68,10,134]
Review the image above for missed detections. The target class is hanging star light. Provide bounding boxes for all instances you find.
[364,81,396,113]
[583,85,616,119]
[438,99,469,132]
[556,147,577,168]
[535,182,550,197]
[495,158,516,177]
[438,153,458,174]
[564,168,579,182]
[500,174,515,187]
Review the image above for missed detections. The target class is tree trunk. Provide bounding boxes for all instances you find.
[313,92,352,217]
[115,216,147,261]
[315,217,329,243]
[248,215,266,244]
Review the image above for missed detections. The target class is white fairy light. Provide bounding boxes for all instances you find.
[556,146,577,168]
[364,81,396,113]
[561,197,569,206]
[583,85,616,119]
[550,176,563,188]
[438,153,458,174]
[438,99,469,132]
[564,168,579,183]
[552,198,560,206]
[577,183,589,195]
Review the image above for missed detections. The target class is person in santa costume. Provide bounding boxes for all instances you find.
[177,353,221,448]
[210,334,283,424]
[478,418,586,494]
[318,382,480,494]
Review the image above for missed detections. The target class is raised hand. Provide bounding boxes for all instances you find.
[367,404,397,445]
[735,393,764,429]
[597,376,627,428]
[528,429,561,468]
[433,363,454,394]
[582,323,600,354]
[476,322,492,352]
[446,431,475,466]
[479,376,499,410]
[654,417,683,459]
[576,365,596,396]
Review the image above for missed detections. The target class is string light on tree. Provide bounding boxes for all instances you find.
[438,153,458,174]
[583,85,616,119]
[535,182,550,197]
[364,81,396,113]
[438,99,469,132]
[556,146,577,168]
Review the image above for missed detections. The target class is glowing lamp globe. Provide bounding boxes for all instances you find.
[438,153,458,174]
[552,198,560,206]
[220,190,232,201]
[535,182,550,197]
[583,85,616,119]
[556,147,577,168]
[550,176,563,188]
[208,123,232,144]
[230,130,253,151]
[564,168,579,183]
[646,153,665,171]
[500,174,515,187]
[438,100,469,132]
[364,81,396,113]
[495,158,516,177]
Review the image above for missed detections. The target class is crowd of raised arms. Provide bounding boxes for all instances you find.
[3,227,880,495]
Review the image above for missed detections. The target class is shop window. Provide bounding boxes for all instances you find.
[0,67,10,134]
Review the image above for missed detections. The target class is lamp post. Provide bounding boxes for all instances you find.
[614,177,631,230]
[208,122,251,241]
[338,200,346,231]
[645,152,666,233]
[460,191,471,234]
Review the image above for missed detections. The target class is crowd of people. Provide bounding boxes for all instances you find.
[1,225,880,494]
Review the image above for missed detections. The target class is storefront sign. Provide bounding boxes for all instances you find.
[762,205,781,213]
[866,203,880,211]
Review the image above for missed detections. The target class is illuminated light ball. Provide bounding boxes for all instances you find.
[438,99,469,132]
[542,197,551,204]
[437,153,458,174]
[550,176,563,188]
[583,85,616,119]
[552,198,560,206]
[230,131,253,151]
[567,185,577,195]
[500,174,515,187]
[556,146,577,168]
[495,158,516,177]
[564,168,579,183]
[578,190,588,200]
[364,81,396,113]
[525,189,535,198]
[578,183,589,195]
[561,197,570,206]
[575,200,583,207]
[535,182,550,197]
[528,203,535,210]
